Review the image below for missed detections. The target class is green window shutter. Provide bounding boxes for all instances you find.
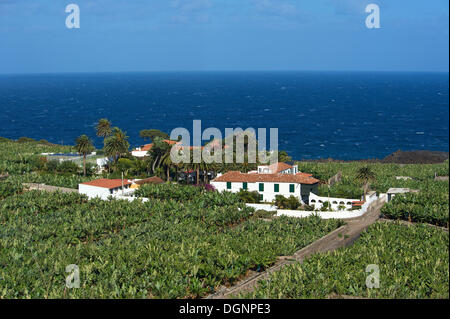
[274,184,279,192]
[243,182,248,190]
[259,194,263,201]
[259,183,264,191]
[226,182,232,189]
[289,184,295,193]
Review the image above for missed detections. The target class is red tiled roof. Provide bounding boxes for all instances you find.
[135,176,164,185]
[268,162,293,173]
[139,140,178,152]
[212,171,319,184]
[81,179,132,189]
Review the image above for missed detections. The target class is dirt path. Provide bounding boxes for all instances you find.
[23,183,78,194]
[207,197,386,299]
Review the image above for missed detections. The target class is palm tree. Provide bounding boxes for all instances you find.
[148,137,170,174]
[356,166,376,201]
[104,128,129,167]
[190,159,202,185]
[75,135,94,176]
[160,149,173,182]
[96,119,112,139]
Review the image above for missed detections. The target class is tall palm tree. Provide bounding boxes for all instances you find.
[96,119,112,139]
[190,157,202,186]
[104,128,129,167]
[148,137,170,174]
[75,135,94,176]
[356,166,376,201]
[160,145,174,182]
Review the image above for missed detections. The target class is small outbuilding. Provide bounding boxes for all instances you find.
[386,188,419,202]
[79,178,132,199]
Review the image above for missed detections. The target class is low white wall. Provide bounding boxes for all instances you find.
[113,194,149,202]
[277,194,380,220]
[277,210,367,219]
[246,203,277,211]
[309,192,360,211]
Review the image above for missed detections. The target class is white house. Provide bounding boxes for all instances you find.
[211,162,319,203]
[131,140,179,158]
[131,144,153,158]
[79,178,133,199]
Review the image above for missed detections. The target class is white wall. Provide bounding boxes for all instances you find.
[277,194,382,219]
[131,150,148,158]
[79,184,111,199]
[96,157,109,167]
[309,193,360,211]
[246,203,277,211]
[78,184,130,199]
[211,181,302,203]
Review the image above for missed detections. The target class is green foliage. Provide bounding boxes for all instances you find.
[135,183,204,201]
[139,129,169,141]
[103,128,130,164]
[95,119,112,138]
[381,185,449,227]
[252,210,276,219]
[237,190,261,203]
[17,137,36,143]
[0,190,342,298]
[275,195,301,210]
[278,151,292,163]
[244,222,449,299]
[0,180,23,199]
[75,135,94,155]
[320,201,331,212]
[318,183,363,199]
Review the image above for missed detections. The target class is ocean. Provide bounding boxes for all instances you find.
[0,71,448,160]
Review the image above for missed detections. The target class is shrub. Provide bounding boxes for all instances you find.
[320,201,331,211]
[237,190,261,203]
[253,210,276,219]
[0,180,23,199]
[275,195,301,210]
[57,161,79,174]
[17,137,36,143]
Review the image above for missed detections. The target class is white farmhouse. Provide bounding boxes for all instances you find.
[79,178,132,199]
[211,162,319,203]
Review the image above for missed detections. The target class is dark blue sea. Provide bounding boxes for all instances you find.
[0,72,448,160]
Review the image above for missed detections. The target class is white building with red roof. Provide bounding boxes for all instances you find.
[79,178,133,199]
[211,162,319,203]
[131,140,179,158]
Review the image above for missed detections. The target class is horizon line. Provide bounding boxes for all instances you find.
[0,69,448,76]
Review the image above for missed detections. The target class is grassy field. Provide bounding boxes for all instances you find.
[0,188,342,298]
[296,160,449,227]
[0,138,448,298]
[242,221,449,299]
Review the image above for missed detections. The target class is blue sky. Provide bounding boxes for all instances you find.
[0,0,448,73]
